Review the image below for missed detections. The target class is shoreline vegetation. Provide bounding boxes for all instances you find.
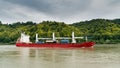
[0,18,120,44]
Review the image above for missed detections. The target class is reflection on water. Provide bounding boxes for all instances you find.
[0,44,120,68]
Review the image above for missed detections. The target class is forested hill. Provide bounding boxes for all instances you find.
[72,19,120,35]
[72,19,120,43]
[0,19,120,44]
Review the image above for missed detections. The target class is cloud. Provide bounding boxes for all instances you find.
[5,0,92,16]
[1,0,120,24]
[0,0,60,23]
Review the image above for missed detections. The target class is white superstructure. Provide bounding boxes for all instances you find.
[20,33,30,43]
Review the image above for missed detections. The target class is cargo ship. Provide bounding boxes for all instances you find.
[16,32,95,48]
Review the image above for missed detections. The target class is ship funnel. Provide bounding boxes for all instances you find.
[72,32,76,43]
[52,32,56,41]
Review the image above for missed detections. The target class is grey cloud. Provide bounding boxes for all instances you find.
[5,0,92,17]
[109,0,120,4]
[4,0,52,12]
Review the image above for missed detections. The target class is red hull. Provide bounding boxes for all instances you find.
[16,42,95,48]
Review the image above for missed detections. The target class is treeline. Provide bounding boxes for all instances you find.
[0,19,120,44]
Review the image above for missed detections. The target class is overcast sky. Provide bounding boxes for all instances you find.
[0,0,120,24]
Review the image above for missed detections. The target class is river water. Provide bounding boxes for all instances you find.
[0,44,120,68]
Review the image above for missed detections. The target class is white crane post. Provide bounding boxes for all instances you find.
[85,36,88,42]
[72,32,76,43]
[36,33,38,43]
[52,32,56,41]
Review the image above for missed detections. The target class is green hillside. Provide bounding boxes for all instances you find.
[72,19,120,43]
[0,19,120,44]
